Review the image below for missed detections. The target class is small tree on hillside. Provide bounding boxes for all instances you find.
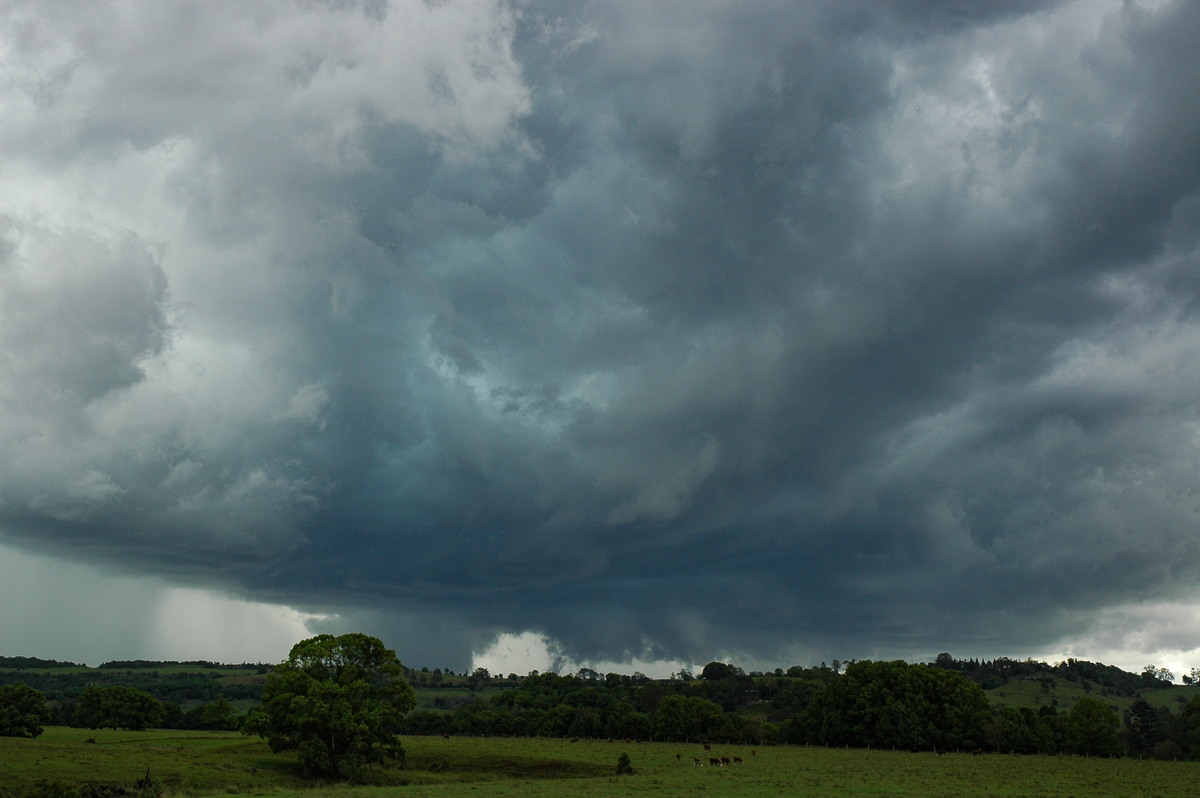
[701,662,735,681]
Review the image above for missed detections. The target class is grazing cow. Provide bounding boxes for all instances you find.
[720,756,731,766]
[935,749,947,756]
[732,756,744,765]
[703,742,712,750]
[751,749,757,757]
[675,753,681,760]
[972,749,983,755]
[709,757,722,767]
[693,757,703,767]
[570,738,579,743]
[442,734,451,740]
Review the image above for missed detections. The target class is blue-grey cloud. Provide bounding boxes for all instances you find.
[2,0,1200,669]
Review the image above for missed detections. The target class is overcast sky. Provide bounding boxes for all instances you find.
[3,0,1200,677]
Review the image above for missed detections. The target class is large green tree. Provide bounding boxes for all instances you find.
[1124,698,1163,755]
[999,706,1058,754]
[72,685,164,730]
[244,633,415,778]
[652,694,725,742]
[1180,695,1200,757]
[1066,696,1121,756]
[800,660,991,751]
[0,683,53,737]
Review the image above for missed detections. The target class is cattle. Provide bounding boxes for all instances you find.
[693,757,703,767]
[709,757,722,766]
[732,756,744,765]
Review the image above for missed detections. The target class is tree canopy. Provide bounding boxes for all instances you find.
[244,633,415,778]
[0,683,52,737]
[800,660,991,751]
[1066,696,1121,756]
[72,684,164,731]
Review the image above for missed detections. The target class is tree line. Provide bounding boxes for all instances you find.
[6,646,1200,761]
[398,658,1200,759]
[0,662,265,729]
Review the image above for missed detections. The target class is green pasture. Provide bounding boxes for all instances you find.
[393,740,1200,798]
[0,727,302,795]
[5,730,1200,797]
[412,687,485,710]
[988,678,1200,715]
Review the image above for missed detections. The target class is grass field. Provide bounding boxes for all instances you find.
[4,730,1200,797]
[987,678,1200,716]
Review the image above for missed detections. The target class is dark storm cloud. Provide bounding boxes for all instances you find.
[3,0,1200,669]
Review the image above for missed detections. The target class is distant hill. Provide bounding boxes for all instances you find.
[0,655,82,669]
[924,652,1200,713]
[0,658,271,714]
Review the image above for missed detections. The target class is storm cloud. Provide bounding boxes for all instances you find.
[3,0,1200,670]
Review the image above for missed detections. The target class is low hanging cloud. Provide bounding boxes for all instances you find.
[3,0,1200,669]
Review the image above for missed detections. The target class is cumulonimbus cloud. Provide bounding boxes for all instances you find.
[2,0,1200,669]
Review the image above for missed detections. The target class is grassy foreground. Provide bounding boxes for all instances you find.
[3,729,1200,797]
